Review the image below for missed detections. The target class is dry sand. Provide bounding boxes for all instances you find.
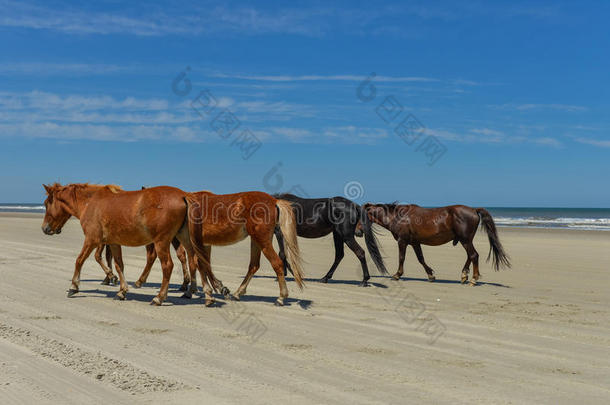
[0,213,609,404]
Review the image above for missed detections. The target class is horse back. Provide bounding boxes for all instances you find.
[81,186,188,246]
[187,190,278,245]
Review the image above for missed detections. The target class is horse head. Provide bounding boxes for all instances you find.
[41,183,75,235]
[362,203,393,227]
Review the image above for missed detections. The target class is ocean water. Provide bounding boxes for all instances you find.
[1,204,609,231]
[0,203,45,213]
[486,207,610,231]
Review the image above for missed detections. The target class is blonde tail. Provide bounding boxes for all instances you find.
[276,200,305,289]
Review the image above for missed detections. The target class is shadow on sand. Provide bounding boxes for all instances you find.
[252,274,389,289]
[252,274,510,288]
[77,279,314,308]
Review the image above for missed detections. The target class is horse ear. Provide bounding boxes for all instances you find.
[43,184,51,194]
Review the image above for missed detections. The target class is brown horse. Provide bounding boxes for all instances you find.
[363,203,510,285]
[185,191,304,306]
[42,183,124,285]
[42,184,226,305]
[41,183,191,290]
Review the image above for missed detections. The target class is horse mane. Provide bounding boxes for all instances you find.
[105,184,122,194]
[376,201,400,212]
[45,183,123,195]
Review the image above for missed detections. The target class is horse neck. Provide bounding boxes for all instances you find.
[66,186,101,219]
[370,210,392,230]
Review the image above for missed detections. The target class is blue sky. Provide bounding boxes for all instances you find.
[0,0,608,206]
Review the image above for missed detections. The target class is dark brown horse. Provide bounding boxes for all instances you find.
[185,191,304,306]
[363,203,510,285]
[42,184,226,305]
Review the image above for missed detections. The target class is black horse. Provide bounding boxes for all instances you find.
[273,194,388,286]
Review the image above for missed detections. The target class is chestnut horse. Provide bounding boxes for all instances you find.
[42,183,190,290]
[42,184,226,305]
[185,191,304,306]
[42,183,124,285]
[363,203,510,285]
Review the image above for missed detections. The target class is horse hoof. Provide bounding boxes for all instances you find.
[461,276,468,284]
[133,281,142,289]
[428,276,436,282]
[101,277,110,286]
[221,287,231,300]
[319,277,329,284]
[359,281,370,287]
[67,288,78,297]
[275,299,284,307]
[181,292,192,299]
[114,292,126,301]
[391,274,401,281]
[469,280,478,286]
[231,294,241,301]
[204,299,215,307]
[179,283,188,292]
[150,297,162,306]
[111,276,119,285]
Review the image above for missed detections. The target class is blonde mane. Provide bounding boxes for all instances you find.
[45,182,123,195]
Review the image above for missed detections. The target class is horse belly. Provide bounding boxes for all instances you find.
[418,230,455,246]
[103,225,152,246]
[298,224,333,238]
[202,224,248,246]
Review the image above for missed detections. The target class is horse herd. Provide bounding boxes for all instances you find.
[41,183,511,307]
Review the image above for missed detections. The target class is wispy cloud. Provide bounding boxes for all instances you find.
[492,103,587,112]
[427,127,562,147]
[0,1,562,37]
[263,126,388,144]
[210,73,438,83]
[0,122,209,142]
[0,62,131,75]
[573,137,610,148]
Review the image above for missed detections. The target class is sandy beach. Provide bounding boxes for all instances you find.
[0,213,609,404]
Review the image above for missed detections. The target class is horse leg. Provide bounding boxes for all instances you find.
[182,244,207,303]
[182,246,199,300]
[393,240,408,280]
[106,245,119,285]
[464,242,480,286]
[68,240,96,297]
[109,245,128,300]
[233,240,262,301]
[459,241,472,283]
[95,245,114,285]
[274,227,292,277]
[344,236,370,287]
[412,243,436,281]
[175,244,190,292]
[175,224,229,303]
[150,241,173,306]
[259,240,289,306]
[134,243,156,288]
[320,231,344,283]
[195,246,216,306]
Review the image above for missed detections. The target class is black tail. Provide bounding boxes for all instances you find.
[360,206,388,275]
[476,208,511,271]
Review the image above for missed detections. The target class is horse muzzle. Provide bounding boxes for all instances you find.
[42,225,60,235]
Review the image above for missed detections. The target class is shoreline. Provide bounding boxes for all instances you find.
[6,211,610,234]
